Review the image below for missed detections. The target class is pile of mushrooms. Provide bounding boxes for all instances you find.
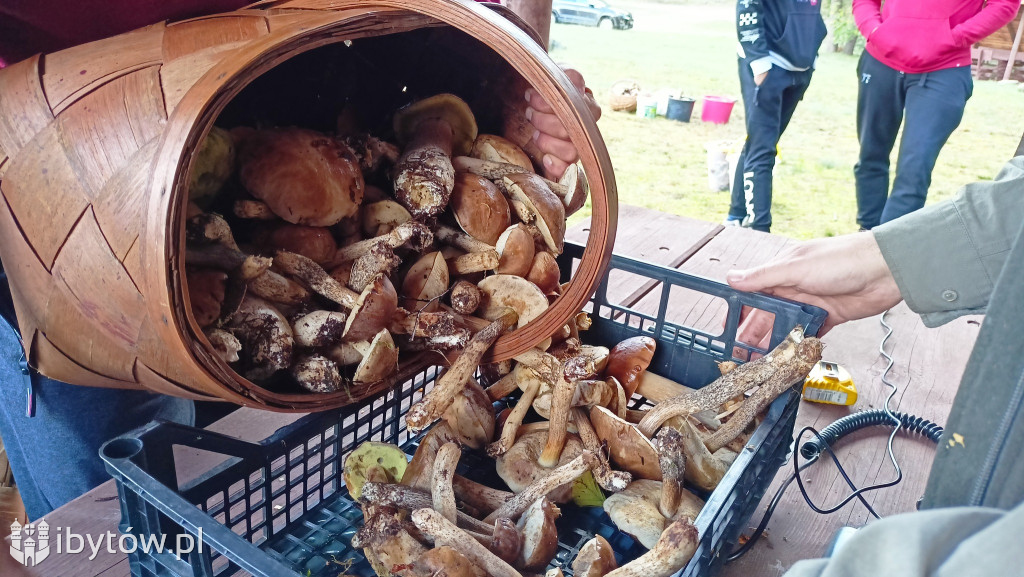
[183,92,588,394]
[341,309,822,577]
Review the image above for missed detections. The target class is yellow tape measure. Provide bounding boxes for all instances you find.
[802,361,857,406]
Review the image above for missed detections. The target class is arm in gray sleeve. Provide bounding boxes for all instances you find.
[872,157,1024,327]
[784,501,1024,577]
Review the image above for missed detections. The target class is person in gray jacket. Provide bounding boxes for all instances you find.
[726,155,1024,575]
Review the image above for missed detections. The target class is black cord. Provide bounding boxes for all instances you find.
[727,310,943,562]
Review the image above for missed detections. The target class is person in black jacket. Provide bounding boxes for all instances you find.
[724,0,827,232]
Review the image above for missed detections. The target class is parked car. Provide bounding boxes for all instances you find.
[552,0,634,30]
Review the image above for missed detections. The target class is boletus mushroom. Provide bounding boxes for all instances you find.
[451,172,512,246]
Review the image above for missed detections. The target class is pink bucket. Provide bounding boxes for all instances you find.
[701,95,737,124]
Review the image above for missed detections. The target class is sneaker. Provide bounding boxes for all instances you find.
[722,215,744,227]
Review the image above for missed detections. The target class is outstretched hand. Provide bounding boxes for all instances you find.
[524,66,601,180]
[727,233,904,346]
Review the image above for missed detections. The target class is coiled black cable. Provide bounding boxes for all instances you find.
[800,409,944,461]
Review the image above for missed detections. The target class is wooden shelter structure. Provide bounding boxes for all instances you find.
[972,11,1024,81]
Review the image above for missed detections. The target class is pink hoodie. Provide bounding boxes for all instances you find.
[853,0,1020,74]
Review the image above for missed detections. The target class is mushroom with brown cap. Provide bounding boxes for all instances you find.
[472,134,533,171]
[359,482,494,536]
[606,336,657,399]
[589,406,661,480]
[263,223,337,265]
[351,329,399,384]
[516,498,560,571]
[226,295,293,381]
[238,127,364,226]
[401,251,449,313]
[558,163,589,217]
[486,451,599,524]
[442,380,495,450]
[451,172,512,245]
[449,280,483,315]
[495,224,537,277]
[414,546,487,577]
[502,173,566,254]
[525,251,561,296]
[411,508,523,577]
[494,430,584,502]
[362,200,412,237]
[604,517,700,577]
[452,156,571,199]
[572,535,618,577]
[477,275,549,330]
[329,220,434,270]
[393,94,478,217]
[186,268,227,327]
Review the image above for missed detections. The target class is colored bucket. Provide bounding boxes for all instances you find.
[665,97,695,122]
[636,94,658,118]
[701,95,736,124]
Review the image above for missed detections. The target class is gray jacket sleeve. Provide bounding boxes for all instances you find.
[784,500,1024,577]
[872,156,1024,327]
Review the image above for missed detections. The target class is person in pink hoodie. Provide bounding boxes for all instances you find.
[851,0,1019,230]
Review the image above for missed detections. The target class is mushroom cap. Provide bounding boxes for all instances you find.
[517,498,561,571]
[401,422,462,491]
[495,430,583,502]
[477,274,549,330]
[238,127,363,226]
[415,546,486,577]
[526,251,562,296]
[342,441,408,500]
[606,336,657,398]
[400,251,450,313]
[361,200,411,237]
[291,354,342,393]
[495,224,536,277]
[451,173,511,245]
[344,275,398,342]
[442,380,496,450]
[503,173,566,254]
[264,224,337,265]
[352,328,398,384]
[560,163,589,216]
[393,93,478,156]
[589,406,661,480]
[323,341,364,366]
[603,480,704,550]
[471,134,533,172]
[572,535,618,577]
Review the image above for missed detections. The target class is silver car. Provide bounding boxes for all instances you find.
[552,0,634,30]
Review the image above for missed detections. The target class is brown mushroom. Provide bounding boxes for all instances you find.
[186,268,227,327]
[502,173,566,254]
[671,418,734,492]
[185,244,272,280]
[411,509,522,577]
[495,224,537,277]
[558,163,589,217]
[589,406,660,480]
[401,251,450,313]
[572,536,618,577]
[361,200,412,237]
[414,546,487,577]
[472,134,533,171]
[233,199,277,220]
[263,224,337,265]
[442,380,496,450]
[572,408,631,493]
[449,280,483,315]
[226,295,293,381]
[486,451,599,524]
[393,94,478,217]
[452,172,512,245]
[291,310,348,348]
[488,377,542,457]
[351,329,399,384]
[494,430,584,503]
[604,517,700,577]
[477,275,549,330]
[291,354,342,393]
[606,336,657,399]
[516,498,560,571]
[330,220,434,269]
[452,156,571,199]
[360,482,494,536]
[602,479,704,551]
[238,127,363,226]
[525,251,561,296]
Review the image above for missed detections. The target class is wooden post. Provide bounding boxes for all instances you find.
[1003,15,1024,82]
[506,0,554,49]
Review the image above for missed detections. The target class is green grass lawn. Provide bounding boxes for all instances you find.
[551,0,1024,239]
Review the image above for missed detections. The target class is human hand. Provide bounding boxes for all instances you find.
[754,71,768,86]
[727,233,904,345]
[524,66,601,180]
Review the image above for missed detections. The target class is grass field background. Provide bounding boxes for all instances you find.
[550,0,1024,239]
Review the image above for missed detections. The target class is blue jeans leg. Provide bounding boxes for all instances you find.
[0,321,194,520]
[880,66,972,224]
[854,51,906,230]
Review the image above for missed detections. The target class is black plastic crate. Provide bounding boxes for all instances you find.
[101,240,826,577]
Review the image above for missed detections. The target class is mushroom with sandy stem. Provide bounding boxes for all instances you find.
[572,536,618,577]
[447,250,500,276]
[342,133,401,175]
[233,199,277,220]
[653,428,687,519]
[485,371,520,402]
[451,172,512,245]
[495,224,536,277]
[405,309,518,433]
[485,451,599,524]
[351,329,399,384]
[401,251,449,313]
[436,224,497,255]
[442,380,495,450]
[226,295,293,381]
[495,430,584,503]
[355,506,428,577]
[273,251,398,343]
[671,418,731,492]
[590,406,661,480]
[361,200,411,237]
[604,517,700,577]
[572,408,631,493]
[477,275,550,331]
[537,369,577,468]
[291,310,349,348]
[359,482,494,536]
[411,508,523,577]
[516,498,560,571]
[186,244,272,280]
[247,270,311,305]
[602,477,704,551]
[488,377,542,458]
[414,546,487,577]
[328,220,434,269]
[238,127,364,226]
[186,212,238,250]
[449,280,482,315]
[502,173,565,254]
[290,353,342,393]
[393,94,478,218]
[638,326,823,438]
[432,442,462,523]
[452,156,570,199]
[471,133,533,171]
[204,328,241,363]
[606,336,657,399]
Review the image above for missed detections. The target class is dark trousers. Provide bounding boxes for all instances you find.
[729,59,813,232]
[854,51,973,229]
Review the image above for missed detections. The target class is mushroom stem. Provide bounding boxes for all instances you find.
[248,270,311,305]
[654,428,687,519]
[411,508,524,577]
[452,156,569,197]
[604,517,699,577]
[436,225,496,254]
[483,451,598,525]
[488,379,542,458]
[394,120,457,218]
[273,250,359,309]
[485,371,520,401]
[292,310,349,347]
[186,212,238,250]
[442,305,493,332]
[233,199,278,220]
[572,408,631,493]
[186,244,272,280]
[450,280,483,315]
[447,250,500,275]
[638,327,822,437]
[539,377,576,468]
[330,220,433,266]
[406,309,518,433]
[432,442,462,524]
[452,476,514,515]
[360,482,494,535]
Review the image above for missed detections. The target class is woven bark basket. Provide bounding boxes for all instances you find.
[0,0,617,411]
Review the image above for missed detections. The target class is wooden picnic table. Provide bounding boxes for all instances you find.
[19,205,980,577]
